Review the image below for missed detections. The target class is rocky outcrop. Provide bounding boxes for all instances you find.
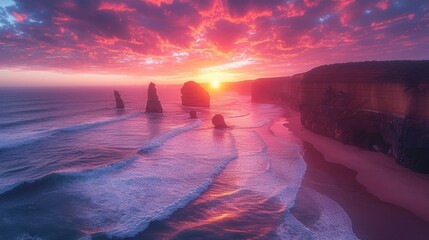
[145,82,163,113]
[212,114,228,129]
[300,61,429,173]
[189,111,197,119]
[251,75,302,110]
[250,60,429,173]
[251,77,284,103]
[181,81,210,107]
[114,90,125,109]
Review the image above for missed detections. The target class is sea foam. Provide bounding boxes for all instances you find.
[0,120,202,196]
[0,113,139,150]
[70,130,238,238]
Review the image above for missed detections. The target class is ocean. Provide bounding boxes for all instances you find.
[0,86,357,240]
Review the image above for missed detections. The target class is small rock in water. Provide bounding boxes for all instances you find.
[190,111,197,118]
[212,114,228,129]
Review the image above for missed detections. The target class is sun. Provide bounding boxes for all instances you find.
[210,80,220,89]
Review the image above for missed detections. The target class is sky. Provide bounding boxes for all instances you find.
[0,0,428,86]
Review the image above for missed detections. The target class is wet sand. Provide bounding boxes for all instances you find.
[284,112,429,240]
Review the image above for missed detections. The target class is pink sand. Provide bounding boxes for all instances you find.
[271,112,429,222]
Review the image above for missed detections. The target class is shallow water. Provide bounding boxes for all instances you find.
[0,86,357,239]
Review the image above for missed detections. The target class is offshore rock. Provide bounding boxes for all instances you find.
[189,111,197,119]
[114,90,125,109]
[145,82,163,113]
[181,81,210,107]
[212,114,228,129]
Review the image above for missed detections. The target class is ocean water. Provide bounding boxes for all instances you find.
[0,86,357,240]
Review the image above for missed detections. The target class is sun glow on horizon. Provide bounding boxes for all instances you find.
[197,71,241,84]
[0,0,426,86]
[210,80,220,89]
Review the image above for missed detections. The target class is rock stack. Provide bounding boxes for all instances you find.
[145,82,163,113]
[212,114,228,129]
[114,90,125,109]
[181,81,210,107]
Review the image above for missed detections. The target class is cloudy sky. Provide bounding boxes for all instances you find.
[0,0,428,85]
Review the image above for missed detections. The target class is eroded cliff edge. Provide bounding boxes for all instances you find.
[251,75,302,110]
[251,61,429,173]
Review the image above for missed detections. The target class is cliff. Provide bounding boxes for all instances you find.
[251,77,284,103]
[222,80,254,95]
[300,61,429,173]
[251,75,302,109]
[251,61,429,173]
[145,82,163,113]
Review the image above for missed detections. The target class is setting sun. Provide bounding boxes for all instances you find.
[210,80,220,89]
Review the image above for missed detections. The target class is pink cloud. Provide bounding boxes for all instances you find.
[376,0,391,11]
[0,0,427,84]
[98,2,135,12]
[303,0,321,8]
[206,19,249,52]
[12,12,27,22]
[371,14,416,30]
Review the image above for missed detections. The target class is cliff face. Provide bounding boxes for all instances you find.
[251,77,284,103]
[300,61,429,173]
[251,75,302,109]
[250,61,429,173]
[221,80,254,95]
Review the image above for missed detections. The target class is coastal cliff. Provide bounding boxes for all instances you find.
[221,80,254,95]
[251,61,429,173]
[251,75,302,109]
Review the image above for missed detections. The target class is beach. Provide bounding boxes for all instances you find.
[279,111,429,240]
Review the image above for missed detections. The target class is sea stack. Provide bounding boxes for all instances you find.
[181,81,210,107]
[114,90,125,109]
[145,82,163,113]
[212,114,228,129]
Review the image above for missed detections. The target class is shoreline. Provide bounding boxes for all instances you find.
[272,111,429,239]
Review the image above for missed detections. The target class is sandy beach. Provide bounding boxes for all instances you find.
[275,111,429,240]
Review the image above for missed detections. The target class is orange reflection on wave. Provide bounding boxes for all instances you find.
[208,189,240,198]
[206,212,235,223]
